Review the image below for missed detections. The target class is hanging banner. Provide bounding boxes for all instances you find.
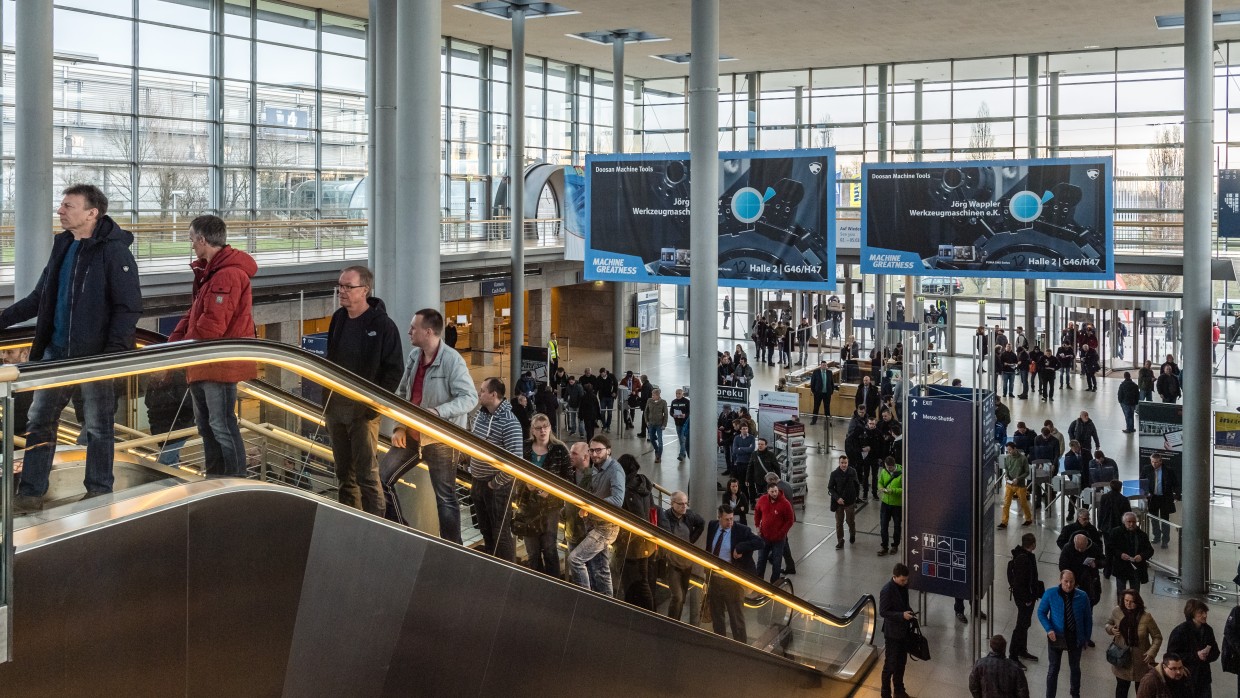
[862,157,1113,279]
[563,165,587,260]
[1216,411,1240,452]
[585,149,837,290]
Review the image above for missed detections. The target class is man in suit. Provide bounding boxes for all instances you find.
[1141,452,1180,549]
[810,360,835,425]
[879,562,915,698]
[855,374,881,419]
[705,503,762,642]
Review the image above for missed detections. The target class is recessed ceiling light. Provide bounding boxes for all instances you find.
[455,1,579,19]
[1083,45,1100,49]
[568,30,670,45]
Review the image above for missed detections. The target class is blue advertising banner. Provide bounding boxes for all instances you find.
[1220,169,1240,238]
[862,157,1114,279]
[585,149,837,290]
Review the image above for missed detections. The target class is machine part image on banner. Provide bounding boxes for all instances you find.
[861,157,1113,279]
[584,149,837,290]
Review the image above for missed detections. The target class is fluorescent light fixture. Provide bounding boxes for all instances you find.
[567,29,669,45]
[455,1,578,19]
[1156,10,1240,28]
[651,52,737,64]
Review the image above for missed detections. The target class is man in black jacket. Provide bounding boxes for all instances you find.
[856,374,881,419]
[325,265,405,516]
[1117,372,1140,433]
[705,504,762,641]
[1009,533,1043,670]
[597,367,618,432]
[3,184,142,512]
[809,360,835,424]
[970,635,1030,697]
[1108,511,1155,596]
[1068,411,1100,454]
[658,491,705,623]
[829,455,861,549]
[1142,452,1180,549]
[880,562,915,698]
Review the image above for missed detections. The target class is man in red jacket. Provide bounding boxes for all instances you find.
[168,215,257,478]
[754,481,796,583]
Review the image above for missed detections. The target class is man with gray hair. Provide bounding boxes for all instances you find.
[657,489,705,622]
[1107,511,1154,596]
[325,265,405,515]
[168,214,257,478]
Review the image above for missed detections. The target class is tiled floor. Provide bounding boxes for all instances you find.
[528,334,1240,697]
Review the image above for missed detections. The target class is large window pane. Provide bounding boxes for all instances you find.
[225,0,252,37]
[140,0,209,29]
[322,53,364,93]
[322,14,366,57]
[55,9,132,65]
[256,43,316,85]
[138,117,211,164]
[139,71,212,120]
[140,24,210,75]
[138,165,210,218]
[56,111,131,160]
[225,37,252,81]
[58,0,132,16]
[257,130,315,168]
[256,1,316,47]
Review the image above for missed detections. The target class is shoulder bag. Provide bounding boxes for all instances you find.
[907,620,931,661]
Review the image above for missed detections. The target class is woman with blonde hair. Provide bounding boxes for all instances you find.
[516,413,572,577]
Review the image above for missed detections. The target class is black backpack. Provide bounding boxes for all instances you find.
[619,475,658,559]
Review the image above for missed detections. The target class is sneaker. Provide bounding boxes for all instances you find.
[14,494,43,515]
[956,612,968,624]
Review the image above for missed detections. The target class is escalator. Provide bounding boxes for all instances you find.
[0,338,877,696]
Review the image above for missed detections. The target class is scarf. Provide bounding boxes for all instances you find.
[1118,608,1141,647]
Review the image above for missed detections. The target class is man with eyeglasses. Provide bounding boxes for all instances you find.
[325,265,404,516]
[566,436,625,595]
[658,490,705,623]
[1136,653,1190,698]
[392,308,478,544]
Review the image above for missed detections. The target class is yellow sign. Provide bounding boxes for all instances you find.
[625,327,640,339]
[1217,411,1240,451]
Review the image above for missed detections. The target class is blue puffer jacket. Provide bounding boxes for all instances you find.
[0,216,142,360]
[1037,585,1093,649]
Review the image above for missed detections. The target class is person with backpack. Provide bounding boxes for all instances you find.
[615,454,656,610]
[1008,533,1044,671]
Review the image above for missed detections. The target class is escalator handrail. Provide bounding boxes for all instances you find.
[4,337,876,638]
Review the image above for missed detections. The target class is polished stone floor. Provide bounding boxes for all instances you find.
[521,333,1240,698]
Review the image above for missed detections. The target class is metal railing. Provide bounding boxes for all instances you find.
[3,338,876,678]
[0,217,564,273]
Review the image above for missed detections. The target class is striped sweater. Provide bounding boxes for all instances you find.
[468,399,525,486]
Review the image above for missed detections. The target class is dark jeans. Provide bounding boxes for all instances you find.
[881,638,908,698]
[190,381,248,477]
[1121,403,1136,431]
[812,393,831,420]
[19,346,116,497]
[757,538,786,582]
[666,563,693,621]
[601,397,614,429]
[1011,599,1035,659]
[325,402,384,515]
[1059,366,1073,387]
[1086,371,1098,390]
[1148,495,1174,543]
[621,556,655,610]
[1047,643,1083,698]
[879,503,902,549]
[1019,371,1029,396]
[1139,389,1153,402]
[421,443,462,545]
[523,508,560,576]
[1115,575,1140,597]
[472,477,515,561]
[1002,372,1015,396]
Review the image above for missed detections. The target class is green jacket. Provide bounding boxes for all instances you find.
[1002,451,1031,483]
[878,467,903,507]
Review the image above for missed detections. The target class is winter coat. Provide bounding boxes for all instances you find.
[1057,521,1105,553]
[1105,607,1163,683]
[1011,428,1036,455]
[0,216,142,360]
[828,466,861,510]
[1118,378,1140,406]
[1138,367,1156,392]
[1167,620,1220,693]
[753,490,795,543]
[1156,373,1182,401]
[168,245,258,384]
[1136,664,1193,698]
[1038,586,1093,648]
[1108,525,1155,584]
[645,397,668,428]
[1009,545,1043,605]
[1068,418,1100,453]
[1096,490,1132,535]
[969,652,1030,698]
[144,371,195,434]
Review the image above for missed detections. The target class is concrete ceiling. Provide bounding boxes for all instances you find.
[305,1,1240,78]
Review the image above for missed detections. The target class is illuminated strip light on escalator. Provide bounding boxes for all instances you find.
[6,344,848,628]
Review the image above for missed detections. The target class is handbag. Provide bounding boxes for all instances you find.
[907,620,931,661]
[1105,640,1132,668]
